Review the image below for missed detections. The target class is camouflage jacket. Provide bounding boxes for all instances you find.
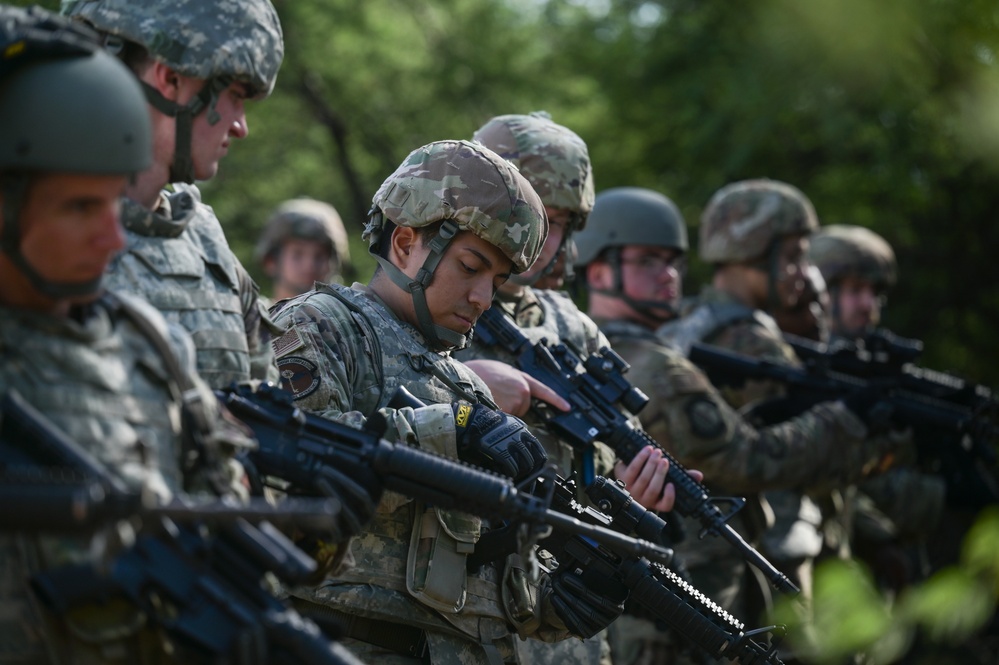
[105,184,278,389]
[269,283,570,665]
[659,287,853,565]
[0,292,240,665]
[454,287,616,479]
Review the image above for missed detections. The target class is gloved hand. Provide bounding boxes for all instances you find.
[452,402,547,480]
[548,568,629,639]
[842,385,894,431]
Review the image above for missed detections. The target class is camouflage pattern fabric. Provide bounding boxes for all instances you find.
[659,287,837,654]
[809,225,897,290]
[455,287,616,665]
[269,283,572,664]
[62,0,284,97]
[105,186,278,389]
[699,179,819,264]
[366,140,548,274]
[0,293,238,664]
[472,112,594,226]
[598,317,886,652]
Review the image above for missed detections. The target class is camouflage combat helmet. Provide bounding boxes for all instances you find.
[809,224,897,292]
[255,198,351,275]
[63,0,284,184]
[1,5,151,299]
[473,111,594,226]
[699,179,819,264]
[473,112,592,286]
[365,139,548,350]
[574,187,688,319]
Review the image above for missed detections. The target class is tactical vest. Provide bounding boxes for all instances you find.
[0,293,196,665]
[106,185,251,389]
[280,285,521,660]
[657,299,825,566]
[656,300,781,356]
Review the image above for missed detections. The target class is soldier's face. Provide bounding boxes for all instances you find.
[272,238,334,295]
[772,235,810,310]
[834,276,882,337]
[0,173,127,311]
[403,229,513,335]
[618,245,684,317]
[515,207,571,284]
[186,79,251,181]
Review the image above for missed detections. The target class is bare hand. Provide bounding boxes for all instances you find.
[613,445,704,513]
[462,359,570,417]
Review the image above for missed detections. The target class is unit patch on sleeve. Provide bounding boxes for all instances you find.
[277,356,320,399]
[685,396,727,440]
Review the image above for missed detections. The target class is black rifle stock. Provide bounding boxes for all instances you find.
[215,382,677,566]
[0,389,363,665]
[473,306,799,595]
[539,475,786,665]
[688,341,999,508]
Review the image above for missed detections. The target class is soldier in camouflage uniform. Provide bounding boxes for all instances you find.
[460,113,675,506]
[809,226,945,591]
[255,197,353,306]
[772,264,831,342]
[0,9,255,662]
[572,187,898,664]
[459,115,687,665]
[656,180,909,663]
[269,140,628,665]
[62,0,283,389]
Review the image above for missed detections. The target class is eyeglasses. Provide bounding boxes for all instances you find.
[619,254,687,276]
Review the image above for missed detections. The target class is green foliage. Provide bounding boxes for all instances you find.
[774,509,999,664]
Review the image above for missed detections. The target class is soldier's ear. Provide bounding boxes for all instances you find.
[586,261,612,289]
[388,225,419,267]
[144,61,183,101]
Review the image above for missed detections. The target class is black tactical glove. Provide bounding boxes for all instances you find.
[451,402,547,480]
[549,568,629,639]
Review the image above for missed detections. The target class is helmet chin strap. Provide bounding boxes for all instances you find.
[590,248,678,323]
[368,214,469,352]
[2,178,103,299]
[140,76,231,184]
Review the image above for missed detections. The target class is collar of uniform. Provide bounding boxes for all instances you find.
[350,282,450,356]
[494,286,544,328]
[119,189,197,239]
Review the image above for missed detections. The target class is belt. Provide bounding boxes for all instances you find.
[290,598,429,661]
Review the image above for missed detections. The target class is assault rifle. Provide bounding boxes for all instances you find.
[541,475,786,665]
[473,305,800,595]
[386,388,787,664]
[215,382,677,566]
[0,389,364,665]
[688,341,999,509]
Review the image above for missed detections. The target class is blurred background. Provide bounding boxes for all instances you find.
[15,1,999,662]
[22,0,999,385]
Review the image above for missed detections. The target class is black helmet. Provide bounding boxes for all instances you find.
[1,6,151,298]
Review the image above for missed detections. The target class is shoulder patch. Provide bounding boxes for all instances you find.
[273,326,305,358]
[277,356,320,399]
[685,396,727,440]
